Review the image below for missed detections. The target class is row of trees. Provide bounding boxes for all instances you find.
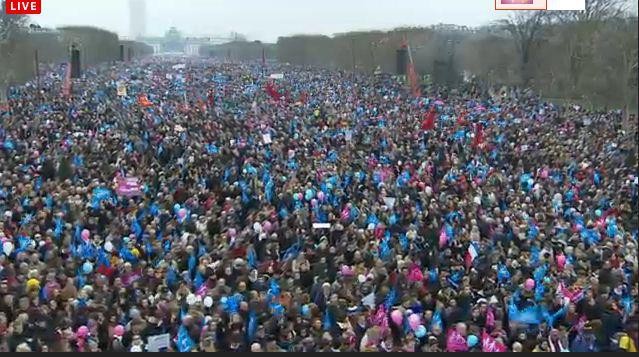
[272,0,637,110]
[201,40,276,63]
[1,0,152,101]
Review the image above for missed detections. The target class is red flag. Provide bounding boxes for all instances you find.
[62,62,72,98]
[299,91,308,104]
[465,242,479,269]
[138,94,152,107]
[421,110,436,131]
[472,123,484,148]
[407,61,421,98]
[456,111,466,127]
[265,81,282,101]
[401,36,421,98]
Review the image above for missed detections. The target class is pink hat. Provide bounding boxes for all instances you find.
[113,325,125,337]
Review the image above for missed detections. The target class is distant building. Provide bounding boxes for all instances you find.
[129,0,146,40]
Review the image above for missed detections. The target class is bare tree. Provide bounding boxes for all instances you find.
[552,0,633,92]
[1,0,28,101]
[498,11,549,86]
[554,0,631,22]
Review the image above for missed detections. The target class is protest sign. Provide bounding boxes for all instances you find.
[147,333,170,352]
[116,176,142,197]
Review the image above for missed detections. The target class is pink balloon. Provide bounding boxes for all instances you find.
[340,265,354,277]
[228,228,237,238]
[556,254,566,270]
[408,313,421,331]
[317,191,325,201]
[311,199,318,207]
[178,208,187,219]
[113,325,125,337]
[391,310,403,326]
[524,278,535,291]
[263,221,272,233]
[77,325,89,338]
[439,229,448,248]
[341,208,350,221]
[81,229,90,241]
[407,265,424,283]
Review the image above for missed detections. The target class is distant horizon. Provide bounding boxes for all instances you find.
[33,23,491,44]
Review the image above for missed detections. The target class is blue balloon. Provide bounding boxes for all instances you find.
[305,189,314,201]
[301,304,310,317]
[82,261,93,274]
[415,325,427,338]
[467,335,479,347]
[173,203,181,213]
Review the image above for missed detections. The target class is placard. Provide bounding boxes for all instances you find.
[383,197,396,208]
[117,83,127,97]
[116,176,142,197]
[146,333,170,352]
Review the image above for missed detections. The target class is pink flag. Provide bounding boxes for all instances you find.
[341,207,350,221]
[557,282,584,303]
[439,227,448,248]
[371,305,389,334]
[195,285,208,297]
[407,264,424,283]
[486,307,495,329]
[446,329,468,352]
[482,330,507,352]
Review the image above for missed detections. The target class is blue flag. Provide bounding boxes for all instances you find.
[323,309,334,331]
[247,310,258,342]
[385,288,397,310]
[177,325,194,352]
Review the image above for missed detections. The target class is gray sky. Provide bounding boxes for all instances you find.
[33,0,508,42]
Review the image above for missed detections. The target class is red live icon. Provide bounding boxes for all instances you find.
[5,0,42,14]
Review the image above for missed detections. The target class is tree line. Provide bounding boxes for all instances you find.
[1,0,152,101]
[209,0,637,110]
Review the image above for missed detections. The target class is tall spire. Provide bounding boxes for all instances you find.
[129,0,147,40]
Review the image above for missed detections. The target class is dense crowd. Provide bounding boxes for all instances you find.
[0,57,637,352]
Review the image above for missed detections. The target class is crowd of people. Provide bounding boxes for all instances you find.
[0,57,637,352]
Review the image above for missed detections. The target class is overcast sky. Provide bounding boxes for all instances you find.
[31,0,508,42]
